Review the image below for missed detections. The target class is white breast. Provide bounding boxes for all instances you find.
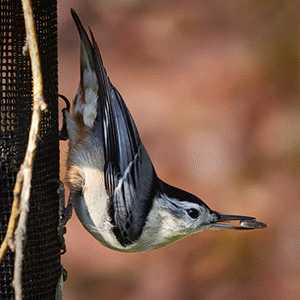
[73,165,125,249]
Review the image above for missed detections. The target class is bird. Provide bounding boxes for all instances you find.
[65,9,266,252]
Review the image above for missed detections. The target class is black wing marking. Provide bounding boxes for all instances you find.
[106,89,156,246]
[71,10,156,246]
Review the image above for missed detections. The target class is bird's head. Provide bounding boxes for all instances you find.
[151,180,266,247]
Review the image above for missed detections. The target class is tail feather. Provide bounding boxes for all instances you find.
[71,9,95,80]
[71,9,103,128]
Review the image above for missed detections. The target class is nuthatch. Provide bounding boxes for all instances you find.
[65,10,266,252]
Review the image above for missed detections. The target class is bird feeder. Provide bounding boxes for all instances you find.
[0,0,61,297]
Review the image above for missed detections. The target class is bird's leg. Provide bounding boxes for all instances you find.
[57,181,73,254]
[58,94,71,141]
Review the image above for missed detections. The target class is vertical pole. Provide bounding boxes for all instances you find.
[0,0,61,298]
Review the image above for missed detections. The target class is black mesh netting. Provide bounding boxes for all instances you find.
[0,0,61,298]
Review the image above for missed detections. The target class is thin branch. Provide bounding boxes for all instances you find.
[0,172,23,261]
[0,0,46,298]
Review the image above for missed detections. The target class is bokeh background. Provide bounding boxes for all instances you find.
[58,1,300,299]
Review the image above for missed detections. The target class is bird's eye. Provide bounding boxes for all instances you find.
[187,208,199,219]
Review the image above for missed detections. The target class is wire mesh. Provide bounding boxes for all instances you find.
[0,0,60,298]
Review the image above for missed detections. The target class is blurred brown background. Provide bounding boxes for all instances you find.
[58,1,300,299]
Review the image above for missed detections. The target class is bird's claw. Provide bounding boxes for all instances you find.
[58,181,73,254]
[58,94,70,141]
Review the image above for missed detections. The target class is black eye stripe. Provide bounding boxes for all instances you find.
[167,199,180,209]
[187,208,199,219]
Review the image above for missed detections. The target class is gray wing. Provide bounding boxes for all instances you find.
[72,10,156,246]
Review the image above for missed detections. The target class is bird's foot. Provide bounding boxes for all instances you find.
[58,94,70,141]
[58,181,73,254]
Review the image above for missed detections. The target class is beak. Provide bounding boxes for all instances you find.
[210,212,267,230]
